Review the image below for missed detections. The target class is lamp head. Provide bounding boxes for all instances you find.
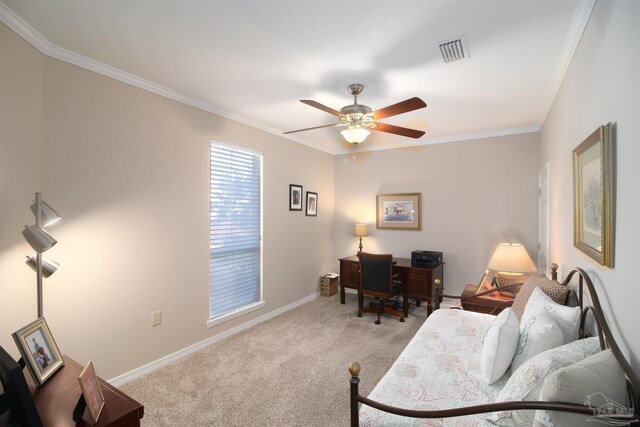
[31,200,61,227]
[486,243,537,273]
[22,225,57,253]
[26,255,59,278]
[354,224,368,237]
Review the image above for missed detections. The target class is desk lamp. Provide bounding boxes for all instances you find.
[485,243,536,293]
[354,224,368,254]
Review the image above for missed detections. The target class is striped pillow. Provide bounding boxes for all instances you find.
[511,274,568,321]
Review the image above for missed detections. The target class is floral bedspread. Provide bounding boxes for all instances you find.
[360,309,507,426]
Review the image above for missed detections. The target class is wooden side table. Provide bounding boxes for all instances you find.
[26,355,143,426]
[460,284,515,315]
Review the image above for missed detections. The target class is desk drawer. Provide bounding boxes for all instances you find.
[340,260,359,289]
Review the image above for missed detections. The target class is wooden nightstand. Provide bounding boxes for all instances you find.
[460,284,515,315]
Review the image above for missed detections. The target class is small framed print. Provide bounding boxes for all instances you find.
[12,317,64,386]
[78,361,105,424]
[376,193,422,230]
[306,192,318,217]
[289,184,303,211]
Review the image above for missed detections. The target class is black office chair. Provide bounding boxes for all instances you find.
[357,252,405,324]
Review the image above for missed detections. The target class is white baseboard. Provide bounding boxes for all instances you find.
[109,291,320,386]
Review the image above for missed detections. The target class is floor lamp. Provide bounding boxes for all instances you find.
[22,192,61,318]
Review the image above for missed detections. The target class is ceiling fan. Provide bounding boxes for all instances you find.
[284,84,427,145]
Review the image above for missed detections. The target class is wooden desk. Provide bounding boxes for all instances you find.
[26,355,143,426]
[339,256,444,315]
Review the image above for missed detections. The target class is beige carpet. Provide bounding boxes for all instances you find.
[121,294,430,426]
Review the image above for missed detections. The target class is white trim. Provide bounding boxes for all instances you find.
[536,0,595,129]
[0,4,327,153]
[0,3,588,157]
[334,126,540,155]
[207,300,266,328]
[108,291,320,386]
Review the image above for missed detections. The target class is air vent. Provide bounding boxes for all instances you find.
[439,36,469,63]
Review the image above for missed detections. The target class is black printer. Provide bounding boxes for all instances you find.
[411,250,443,267]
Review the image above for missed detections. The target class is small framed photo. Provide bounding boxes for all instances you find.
[12,317,64,386]
[573,122,615,267]
[78,361,105,424]
[289,184,303,211]
[376,193,422,230]
[306,192,318,217]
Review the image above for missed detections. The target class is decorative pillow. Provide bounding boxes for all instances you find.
[511,274,568,321]
[522,287,581,343]
[534,349,628,427]
[482,337,601,426]
[511,308,564,372]
[481,308,520,384]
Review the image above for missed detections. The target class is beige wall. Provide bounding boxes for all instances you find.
[333,133,540,295]
[0,23,44,353]
[0,22,335,378]
[540,0,639,370]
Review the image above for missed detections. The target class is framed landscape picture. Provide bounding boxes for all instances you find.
[306,192,318,216]
[572,122,614,267]
[376,193,421,230]
[289,184,303,211]
[12,317,64,386]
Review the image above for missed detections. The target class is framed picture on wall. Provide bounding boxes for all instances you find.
[572,122,615,267]
[289,184,303,211]
[12,318,64,386]
[306,192,318,216]
[376,193,422,230]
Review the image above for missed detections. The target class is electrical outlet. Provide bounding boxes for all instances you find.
[152,311,161,327]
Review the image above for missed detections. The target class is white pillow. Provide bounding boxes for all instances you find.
[481,308,520,384]
[482,337,601,426]
[534,349,628,427]
[522,287,581,343]
[511,308,564,371]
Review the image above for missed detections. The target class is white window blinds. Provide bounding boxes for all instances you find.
[210,143,262,320]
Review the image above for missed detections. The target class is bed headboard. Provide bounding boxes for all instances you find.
[554,264,640,414]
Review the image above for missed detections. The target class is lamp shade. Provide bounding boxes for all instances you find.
[354,223,368,237]
[26,255,59,278]
[486,243,537,273]
[30,200,61,227]
[22,225,57,253]
[341,126,370,144]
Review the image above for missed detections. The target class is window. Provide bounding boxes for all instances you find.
[209,142,263,326]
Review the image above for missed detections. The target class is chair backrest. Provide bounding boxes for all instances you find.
[0,345,43,427]
[358,252,394,295]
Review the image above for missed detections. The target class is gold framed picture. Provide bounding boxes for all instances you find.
[376,193,421,230]
[572,122,615,267]
[12,317,64,386]
[78,361,105,424]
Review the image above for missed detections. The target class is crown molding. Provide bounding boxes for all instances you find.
[1,2,584,156]
[0,2,329,154]
[334,126,540,155]
[536,0,595,130]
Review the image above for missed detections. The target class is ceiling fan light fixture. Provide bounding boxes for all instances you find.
[341,126,370,144]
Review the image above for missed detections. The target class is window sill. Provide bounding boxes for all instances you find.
[207,300,266,328]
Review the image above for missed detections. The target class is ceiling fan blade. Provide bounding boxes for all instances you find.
[372,122,425,139]
[283,123,341,134]
[300,100,343,118]
[372,97,427,120]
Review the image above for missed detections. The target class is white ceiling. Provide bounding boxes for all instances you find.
[0,0,593,155]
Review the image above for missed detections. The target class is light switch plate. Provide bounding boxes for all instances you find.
[152,311,161,326]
